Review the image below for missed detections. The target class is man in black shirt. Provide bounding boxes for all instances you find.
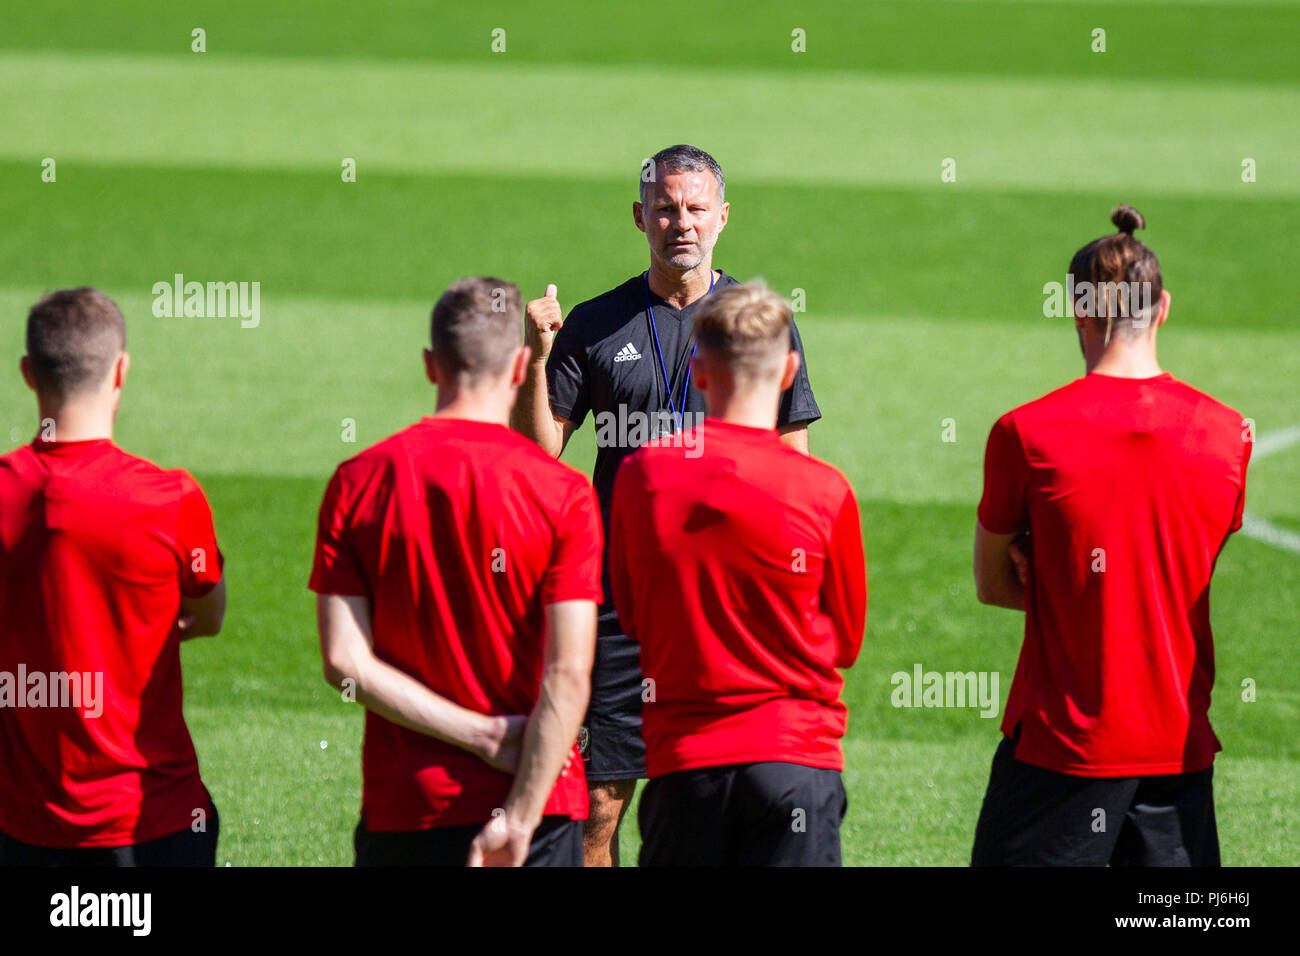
[511,144,821,865]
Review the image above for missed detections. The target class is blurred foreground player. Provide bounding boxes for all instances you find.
[609,282,865,866]
[311,278,600,867]
[0,288,226,866]
[971,207,1251,866]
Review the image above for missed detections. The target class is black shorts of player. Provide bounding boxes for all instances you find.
[0,798,220,867]
[580,620,647,782]
[353,815,583,867]
[971,729,1220,866]
[639,761,847,866]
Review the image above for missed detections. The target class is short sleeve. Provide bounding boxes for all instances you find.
[308,468,368,596]
[1229,429,1253,534]
[540,478,604,606]
[778,318,822,426]
[546,313,591,427]
[176,471,224,598]
[977,413,1031,535]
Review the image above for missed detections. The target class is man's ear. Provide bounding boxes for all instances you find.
[1154,289,1171,329]
[510,345,531,388]
[717,200,730,233]
[423,348,438,386]
[780,350,800,391]
[113,352,130,391]
[690,354,708,392]
[20,355,36,393]
[633,201,646,234]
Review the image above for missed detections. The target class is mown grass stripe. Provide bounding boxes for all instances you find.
[6,1,1300,87]
[5,51,1300,195]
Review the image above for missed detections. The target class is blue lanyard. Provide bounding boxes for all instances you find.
[643,270,716,429]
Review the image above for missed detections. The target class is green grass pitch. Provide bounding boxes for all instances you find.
[1,1,1297,865]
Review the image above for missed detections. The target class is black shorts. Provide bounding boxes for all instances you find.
[971,730,1220,866]
[581,624,647,783]
[353,815,583,867]
[0,798,220,867]
[639,762,846,866]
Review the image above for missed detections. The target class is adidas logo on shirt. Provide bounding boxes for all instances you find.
[614,342,642,363]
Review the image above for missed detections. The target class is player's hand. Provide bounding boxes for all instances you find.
[479,714,528,774]
[523,284,563,362]
[466,812,534,867]
[1008,534,1031,588]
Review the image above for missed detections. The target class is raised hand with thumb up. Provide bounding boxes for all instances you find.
[523,284,563,362]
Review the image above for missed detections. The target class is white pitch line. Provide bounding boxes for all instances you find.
[1237,425,1300,555]
[1253,423,1300,461]
[1240,514,1300,555]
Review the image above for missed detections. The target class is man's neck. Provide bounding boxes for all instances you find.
[705,391,780,432]
[1085,341,1163,378]
[35,403,114,443]
[433,389,512,426]
[647,259,716,310]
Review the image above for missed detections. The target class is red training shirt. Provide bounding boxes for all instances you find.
[309,417,602,830]
[609,418,867,778]
[978,372,1250,777]
[0,438,223,848]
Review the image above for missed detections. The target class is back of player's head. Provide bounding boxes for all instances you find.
[429,277,523,384]
[694,281,792,383]
[1069,205,1163,341]
[640,144,725,205]
[25,287,127,399]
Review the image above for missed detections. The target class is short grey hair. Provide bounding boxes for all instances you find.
[639,144,725,204]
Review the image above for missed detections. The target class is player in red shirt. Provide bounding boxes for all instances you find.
[609,282,865,866]
[971,207,1251,866]
[0,288,227,866]
[310,277,601,867]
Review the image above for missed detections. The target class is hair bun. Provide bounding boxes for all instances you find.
[1111,204,1145,235]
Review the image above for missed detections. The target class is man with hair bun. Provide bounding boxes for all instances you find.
[609,281,864,867]
[971,207,1251,866]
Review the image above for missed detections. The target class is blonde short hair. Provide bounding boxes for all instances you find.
[694,281,792,379]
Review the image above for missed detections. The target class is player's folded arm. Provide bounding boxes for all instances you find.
[538,600,598,711]
[180,577,227,639]
[314,591,511,764]
[176,471,227,638]
[497,598,597,829]
[973,523,1024,610]
[973,414,1031,610]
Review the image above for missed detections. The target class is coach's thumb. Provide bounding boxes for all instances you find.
[466,841,483,867]
[545,283,558,299]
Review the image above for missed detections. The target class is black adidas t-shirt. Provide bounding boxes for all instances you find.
[546,270,822,615]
